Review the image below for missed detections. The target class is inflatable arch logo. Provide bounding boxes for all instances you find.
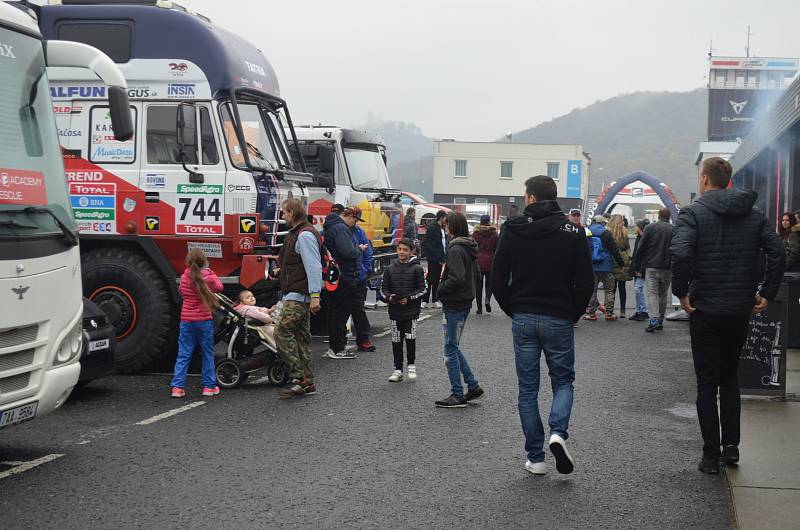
[588,171,681,222]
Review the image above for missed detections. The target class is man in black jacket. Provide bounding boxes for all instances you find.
[631,208,673,332]
[671,157,785,474]
[421,210,447,308]
[492,176,594,475]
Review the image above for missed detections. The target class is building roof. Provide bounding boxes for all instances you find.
[695,141,739,165]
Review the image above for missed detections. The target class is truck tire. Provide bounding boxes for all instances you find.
[81,247,176,373]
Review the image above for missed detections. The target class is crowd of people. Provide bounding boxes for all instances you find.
[167,157,790,477]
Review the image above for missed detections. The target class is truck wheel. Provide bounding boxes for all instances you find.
[82,247,176,373]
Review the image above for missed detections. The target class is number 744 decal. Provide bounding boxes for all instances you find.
[176,196,223,235]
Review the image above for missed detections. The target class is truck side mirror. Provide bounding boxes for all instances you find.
[107,86,134,142]
[315,145,335,190]
[176,103,203,183]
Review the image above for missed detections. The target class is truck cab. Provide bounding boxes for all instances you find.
[1,1,132,428]
[292,126,401,277]
[37,1,313,372]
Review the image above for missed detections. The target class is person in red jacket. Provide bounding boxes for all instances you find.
[472,215,498,314]
[170,248,224,398]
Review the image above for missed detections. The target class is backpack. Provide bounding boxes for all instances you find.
[590,233,609,264]
[321,246,340,291]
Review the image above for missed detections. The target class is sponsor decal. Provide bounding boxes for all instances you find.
[70,180,116,230]
[187,242,223,259]
[62,149,82,160]
[252,80,264,90]
[127,88,153,98]
[227,184,252,192]
[69,183,114,195]
[238,236,255,252]
[144,216,160,231]
[58,129,82,137]
[176,184,223,235]
[239,215,257,234]
[73,208,115,220]
[50,86,106,99]
[245,61,267,77]
[71,195,114,208]
[729,100,748,115]
[167,83,196,97]
[93,146,135,159]
[90,107,136,163]
[123,197,136,213]
[0,42,16,59]
[90,222,113,232]
[0,168,47,205]
[144,173,166,189]
[170,62,189,72]
[177,184,223,194]
[53,105,83,114]
[66,171,104,182]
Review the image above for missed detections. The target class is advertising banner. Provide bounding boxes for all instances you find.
[707,89,783,141]
[566,160,582,198]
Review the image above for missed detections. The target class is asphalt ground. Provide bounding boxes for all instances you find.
[0,290,734,529]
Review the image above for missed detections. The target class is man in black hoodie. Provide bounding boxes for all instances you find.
[421,210,448,308]
[492,175,594,475]
[671,157,784,474]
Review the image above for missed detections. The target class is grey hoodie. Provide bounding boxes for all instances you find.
[437,236,479,311]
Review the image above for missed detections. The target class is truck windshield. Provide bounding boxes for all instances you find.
[0,27,75,239]
[343,145,391,190]
[220,101,292,173]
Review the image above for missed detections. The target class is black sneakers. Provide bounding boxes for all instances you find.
[485,303,492,313]
[465,386,485,402]
[435,394,467,408]
[721,445,740,466]
[698,455,720,474]
[629,312,649,321]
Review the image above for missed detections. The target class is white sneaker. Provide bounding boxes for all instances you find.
[548,434,574,474]
[524,460,546,475]
[434,301,443,309]
[332,350,356,360]
[323,348,337,359]
[376,300,388,307]
[407,365,417,381]
[388,370,403,382]
[421,302,428,309]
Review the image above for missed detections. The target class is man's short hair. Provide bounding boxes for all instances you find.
[406,207,416,217]
[435,210,448,220]
[397,238,415,251]
[525,175,558,201]
[282,198,306,220]
[701,157,733,188]
[445,212,469,238]
[658,208,671,221]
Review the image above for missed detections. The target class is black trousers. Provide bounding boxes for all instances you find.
[425,261,443,303]
[476,270,492,307]
[689,310,750,457]
[390,319,417,370]
[614,280,627,311]
[327,280,358,353]
[351,281,371,343]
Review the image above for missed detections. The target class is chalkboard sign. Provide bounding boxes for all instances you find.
[739,282,787,397]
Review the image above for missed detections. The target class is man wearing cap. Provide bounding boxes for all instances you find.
[421,210,448,308]
[584,215,624,321]
[322,205,368,359]
[350,209,376,352]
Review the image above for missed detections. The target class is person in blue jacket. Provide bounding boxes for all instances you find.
[351,217,376,352]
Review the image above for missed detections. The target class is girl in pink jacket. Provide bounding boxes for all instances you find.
[170,248,223,398]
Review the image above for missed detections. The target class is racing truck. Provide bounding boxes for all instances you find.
[36,1,316,372]
[1,1,133,428]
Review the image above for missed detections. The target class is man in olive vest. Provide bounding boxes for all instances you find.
[275,198,323,398]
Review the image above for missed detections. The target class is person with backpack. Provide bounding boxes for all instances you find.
[273,198,323,398]
[630,208,673,332]
[584,215,624,321]
[381,238,427,382]
[322,206,368,359]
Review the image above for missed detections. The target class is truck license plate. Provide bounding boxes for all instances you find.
[89,339,109,352]
[0,402,38,429]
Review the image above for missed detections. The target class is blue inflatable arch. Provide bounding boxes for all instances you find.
[594,171,680,222]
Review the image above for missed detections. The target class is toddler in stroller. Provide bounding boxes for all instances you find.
[212,292,290,388]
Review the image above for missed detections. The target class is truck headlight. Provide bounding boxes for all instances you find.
[54,320,83,365]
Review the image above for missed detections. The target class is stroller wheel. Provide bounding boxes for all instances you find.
[267,362,290,387]
[216,358,245,389]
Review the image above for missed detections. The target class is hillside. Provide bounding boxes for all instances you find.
[368,89,708,203]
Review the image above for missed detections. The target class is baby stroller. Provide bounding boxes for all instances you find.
[213,293,290,389]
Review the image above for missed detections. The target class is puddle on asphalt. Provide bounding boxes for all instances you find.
[667,404,697,419]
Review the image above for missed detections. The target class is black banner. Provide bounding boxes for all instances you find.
[707,89,783,141]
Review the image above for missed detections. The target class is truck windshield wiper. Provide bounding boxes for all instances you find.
[0,219,38,229]
[23,206,78,247]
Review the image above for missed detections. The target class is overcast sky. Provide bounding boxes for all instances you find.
[184,0,800,141]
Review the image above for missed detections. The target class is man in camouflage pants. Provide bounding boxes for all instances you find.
[274,198,322,398]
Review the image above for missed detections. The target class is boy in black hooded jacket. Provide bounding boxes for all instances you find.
[381,238,427,382]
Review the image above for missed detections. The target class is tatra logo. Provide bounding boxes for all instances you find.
[239,216,257,234]
[169,62,188,72]
[0,43,16,59]
[729,100,748,115]
[12,285,29,300]
[244,61,267,77]
[145,216,160,231]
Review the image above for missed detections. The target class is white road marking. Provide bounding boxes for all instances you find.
[0,454,64,480]
[135,401,206,426]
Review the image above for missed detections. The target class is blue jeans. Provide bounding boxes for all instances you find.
[171,320,216,389]
[442,309,478,398]
[634,277,647,314]
[512,313,575,463]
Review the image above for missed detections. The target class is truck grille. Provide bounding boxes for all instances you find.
[0,325,38,349]
[0,372,30,395]
[0,349,35,371]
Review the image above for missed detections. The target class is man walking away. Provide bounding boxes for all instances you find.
[628,219,650,321]
[421,210,448,308]
[631,208,673,332]
[351,218,376,352]
[493,176,594,475]
[472,214,498,314]
[404,207,420,256]
[275,199,323,398]
[671,157,784,474]
[584,215,624,321]
[322,206,368,359]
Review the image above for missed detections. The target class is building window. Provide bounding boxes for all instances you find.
[547,162,560,179]
[455,159,467,177]
[474,198,487,204]
[454,197,467,204]
[500,161,513,179]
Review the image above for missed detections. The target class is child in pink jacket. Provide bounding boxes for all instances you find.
[234,290,276,346]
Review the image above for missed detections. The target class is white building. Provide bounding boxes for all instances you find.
[432,140,590,217]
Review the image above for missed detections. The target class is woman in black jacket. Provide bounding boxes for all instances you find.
[435,212,484,408]
[381,239,427,382]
